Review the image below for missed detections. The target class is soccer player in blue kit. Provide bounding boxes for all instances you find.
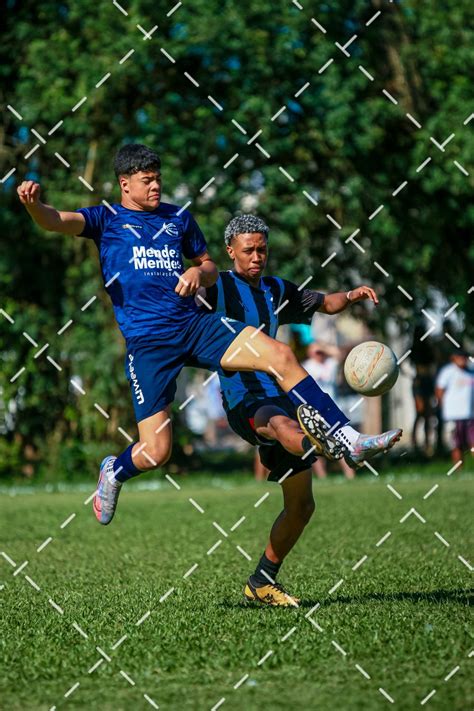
[198,215,402,606]
[17,144,348,526]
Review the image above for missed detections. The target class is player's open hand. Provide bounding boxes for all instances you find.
[17,180,41,205]
[175,266,202,297]
[348,285,379,305]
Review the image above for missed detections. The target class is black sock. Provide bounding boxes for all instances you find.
[250,553,281,587]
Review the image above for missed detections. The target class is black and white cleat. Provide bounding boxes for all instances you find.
[297,404,347,461]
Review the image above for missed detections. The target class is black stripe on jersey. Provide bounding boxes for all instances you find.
[204,283,218,312]
[262,277,283,311]
[262,277,283,326]
[252,284,272,336]
[220,271,244,321]
[219,272,264,394]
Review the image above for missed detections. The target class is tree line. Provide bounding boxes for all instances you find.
[0,0,472,477]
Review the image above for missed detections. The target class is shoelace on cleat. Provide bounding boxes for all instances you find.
[264,582,295,600]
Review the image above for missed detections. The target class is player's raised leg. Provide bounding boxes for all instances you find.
[297,403,402,468]
[221,326,402,465]
[93,410,172,525]
[245,469,315,607]
[220,327,347,458]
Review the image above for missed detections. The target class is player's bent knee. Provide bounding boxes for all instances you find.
[141,443,172,469]
[288,498,315,525]
[301,499,316,524]
[272,342,297,373]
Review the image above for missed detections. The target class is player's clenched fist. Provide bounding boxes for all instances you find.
[17,180,41,205]
[175,266,202,297]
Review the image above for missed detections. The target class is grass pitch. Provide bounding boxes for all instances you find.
[0,470,472,710]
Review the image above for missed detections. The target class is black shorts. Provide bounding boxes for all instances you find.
[412,374,434,400]
[226,394,317,483]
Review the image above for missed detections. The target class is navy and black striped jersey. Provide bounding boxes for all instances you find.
[205,271,325,411]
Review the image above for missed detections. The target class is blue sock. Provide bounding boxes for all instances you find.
[287,375,350,429]
[113,443,142,483]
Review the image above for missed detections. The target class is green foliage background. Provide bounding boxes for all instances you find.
[0,0,473,476]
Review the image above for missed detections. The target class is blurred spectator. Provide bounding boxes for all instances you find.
[289,323,314,361]
[411,325,436,454]
[184,372,229,449]
[312,451,355,481]
[302,343,339,400]
[435,350,474,463]
[302,342,355,480]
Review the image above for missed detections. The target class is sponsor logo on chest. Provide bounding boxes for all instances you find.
[131,244,182,274]
[126,220,182,275]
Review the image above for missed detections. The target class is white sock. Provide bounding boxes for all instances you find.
[334,425,360,448]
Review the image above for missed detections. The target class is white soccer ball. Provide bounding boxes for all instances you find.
[344,341,399,396]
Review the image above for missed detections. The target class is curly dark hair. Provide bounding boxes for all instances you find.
[113,144,161,178]
[224,214,269,245]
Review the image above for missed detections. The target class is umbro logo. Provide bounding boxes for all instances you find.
[162,222,179,237]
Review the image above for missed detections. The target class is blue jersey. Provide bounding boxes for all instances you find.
[206,271,325,411]
[76,202,207,341]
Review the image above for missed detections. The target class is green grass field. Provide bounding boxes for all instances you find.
[1,470,473,710]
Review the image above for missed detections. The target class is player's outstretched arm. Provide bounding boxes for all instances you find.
[17,181,85,236]
[319,285,379,315]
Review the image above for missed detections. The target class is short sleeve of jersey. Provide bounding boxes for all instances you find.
[278,279,325,325]
[75,205,109,243]
[181,210,207,260]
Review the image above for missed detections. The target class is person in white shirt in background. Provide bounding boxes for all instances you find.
[435,350,474,464]
[302,343,355,480]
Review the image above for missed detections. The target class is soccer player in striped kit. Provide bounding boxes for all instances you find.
[199,215,402,606]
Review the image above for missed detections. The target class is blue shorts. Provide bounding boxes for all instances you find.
[125,312,247,422]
